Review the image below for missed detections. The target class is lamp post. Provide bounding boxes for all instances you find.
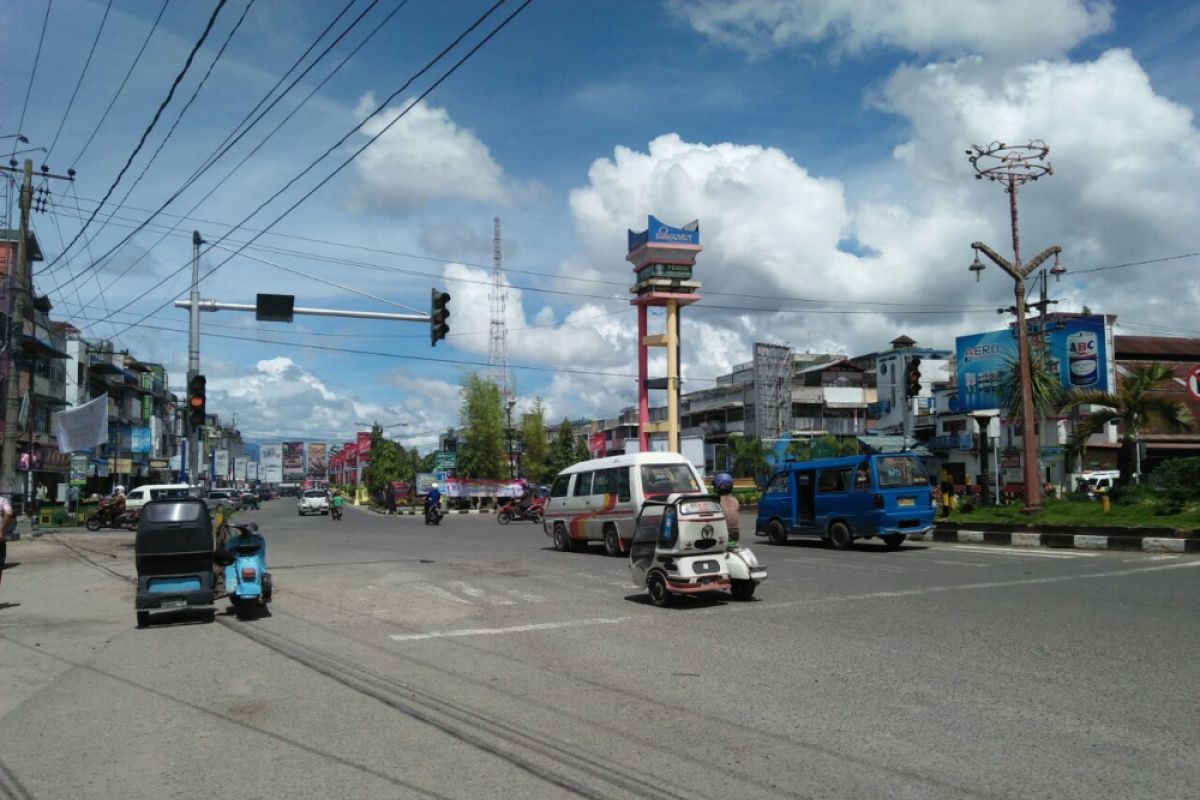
[505,400,516,480]
[966,140,1065,513]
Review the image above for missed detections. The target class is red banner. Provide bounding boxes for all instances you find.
[357,431,371,454]
[589,431,606,458]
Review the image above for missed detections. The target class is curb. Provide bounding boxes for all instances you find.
[362,507,496,516]
[909,529,1200,554]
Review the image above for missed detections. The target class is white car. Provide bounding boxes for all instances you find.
[298,489,330,516]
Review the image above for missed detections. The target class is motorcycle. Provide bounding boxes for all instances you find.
[86,499,140,531]
[424,501,442,526]
[496,496,545,525]
[331,503,343,521]
[216,522,272,617]
[725,541,768,600]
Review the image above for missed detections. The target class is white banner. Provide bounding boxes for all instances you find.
[260,444,283,483]
[54,394,109,453]
[215,450,229,479]
[235,457,248,481]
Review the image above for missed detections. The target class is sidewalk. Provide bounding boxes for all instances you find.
[913,523,1200,554]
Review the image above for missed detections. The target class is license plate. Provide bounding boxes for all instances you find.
[898,497,915,507]
[161,599,186,609]
[693,560,719,574]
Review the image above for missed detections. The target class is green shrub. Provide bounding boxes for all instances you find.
[958,495,976,514]
[1151,457,1200,499]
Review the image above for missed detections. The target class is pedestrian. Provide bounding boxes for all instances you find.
[0,494,12,587]
[939,472,954,519]
[384,482,396,515]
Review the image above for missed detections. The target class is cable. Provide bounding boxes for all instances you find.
[72,0,172,169]
[10,0,54,161]
[45,0,115,162]
[106,0,532,336]
[41,0,228,271]
[1070,252,1200,275]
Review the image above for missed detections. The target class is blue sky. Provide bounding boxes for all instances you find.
[2,0,1198,451]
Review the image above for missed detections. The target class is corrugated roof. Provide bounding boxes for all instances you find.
[1114,336,1200,361]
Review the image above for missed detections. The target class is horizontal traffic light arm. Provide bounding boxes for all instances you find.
[175,300,428,322]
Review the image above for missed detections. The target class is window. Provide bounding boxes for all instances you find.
[766,473,789,495]
[854,463,871,491]
[550,474,571,498]
[818,468,851,493]
[572,472,594,497]
[616,467,631,502]
[639,464,700,496]
[875,456,929,488]
[591,468,615,496]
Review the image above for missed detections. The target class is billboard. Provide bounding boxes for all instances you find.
[306,442,327,481]
[956,315,1110,413]
[214,450,229,480]
[235,457,248,481]
[282,441,305,481]
[260,444,283,484]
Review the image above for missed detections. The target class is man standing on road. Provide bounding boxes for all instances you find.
[0,494,15,587]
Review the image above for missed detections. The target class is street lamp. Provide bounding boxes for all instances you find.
[966,140,1063,513]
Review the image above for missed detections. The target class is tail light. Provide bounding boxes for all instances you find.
[873,493,884,509]
[241,567,257,581]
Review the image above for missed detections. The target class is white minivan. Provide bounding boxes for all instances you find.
[126,483,192,511]
[542,452,705,556]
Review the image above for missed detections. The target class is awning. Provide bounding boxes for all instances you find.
[20,335,69,359]
[824,401,868,409]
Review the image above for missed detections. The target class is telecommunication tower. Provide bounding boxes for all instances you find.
[488,216,511,401]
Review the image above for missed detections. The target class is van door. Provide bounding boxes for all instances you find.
[758,472,790,528]
[815,466,853,529]
[570,471,594,540]
[587,468,617,540]
[796,471,816,528]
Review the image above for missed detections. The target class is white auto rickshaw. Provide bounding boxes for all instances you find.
[629,494,736,607]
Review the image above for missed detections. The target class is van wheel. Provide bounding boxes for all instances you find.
[829,522,853,550]
[603,525,621,557]
[552,523,570,552]
[647,573,671,607]
[766,520,788,546]
[882,534,907,550]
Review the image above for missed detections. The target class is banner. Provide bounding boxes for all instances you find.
[443,478,525,498]
[261,444,283,483]
[235,457,248,481]
[588,431,606,459]
[305,442,328,481]
[214,450,229,479]
[54,393,109,453]
[282,441,305,481]
[356,430,371,454]
[130,426,151,454]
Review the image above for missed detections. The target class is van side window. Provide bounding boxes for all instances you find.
[616,468,631,502]
[854,464,871,491]
[591,468,615,496]
[572,472,594,497]
[818,468,851,493]
[550,474,571,498]
[766,474,788,494]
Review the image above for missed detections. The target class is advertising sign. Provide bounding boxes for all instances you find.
[955,315,1109,413]
[356,430,371,454]
[130,426,151,454]
[282,442,305,481]
[588,431,606,459]
[235,457,248,481]
[306,442,328,481]
[260,444,283,484]
[415,472,437,496]
[627,215,700,252]
[214,450,229,479]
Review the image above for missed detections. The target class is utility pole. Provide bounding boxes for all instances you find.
[1,160,33,502]
[187,230,203,485]
[966,140,1065,513]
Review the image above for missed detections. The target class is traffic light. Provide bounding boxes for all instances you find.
[430,288,451,346]
[905,356,922,398]
[187,374,206,430]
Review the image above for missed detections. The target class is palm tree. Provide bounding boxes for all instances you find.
[1059,363,1193,486]
[728,435,771,485]
[998,346,1063,421]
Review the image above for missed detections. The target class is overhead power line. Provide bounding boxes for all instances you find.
[41,0,229,271]
[10,0,54,161]
[45,0,115,162]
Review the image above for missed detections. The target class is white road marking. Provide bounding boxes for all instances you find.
[389,616,632,642]
[943,544,1097,558]
[447,580,516,605]
[928,559,991,568]
[411,583,471,604]
[501,588,545,603]
[1145,555,1179,561]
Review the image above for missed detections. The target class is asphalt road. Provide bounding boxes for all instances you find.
[1,500,1197,800]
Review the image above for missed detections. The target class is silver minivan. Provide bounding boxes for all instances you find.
[542,452,704,556]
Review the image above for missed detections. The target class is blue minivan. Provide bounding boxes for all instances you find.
[755,453,935,550]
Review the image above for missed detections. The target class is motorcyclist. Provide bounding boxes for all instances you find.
[331,490,344,519]
[713,473,739,545]
[109,485,128,522]
[515,480,532,515]
[425,483,442,520]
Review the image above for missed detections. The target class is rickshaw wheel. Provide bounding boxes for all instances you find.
[882,534,906,550]
[766,520,788,546]
[602,525,621,557]
[647,573,672,607]
[731,580,756,600]
[829,522,853,550]
[552,523,570,552]
[136,611,150,628]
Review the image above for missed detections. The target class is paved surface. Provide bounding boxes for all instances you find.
[1,501,1197,799]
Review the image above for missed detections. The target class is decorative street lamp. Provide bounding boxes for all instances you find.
[966,140,1065,513]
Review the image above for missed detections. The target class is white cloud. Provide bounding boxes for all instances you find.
[667,0,1113,60]
[348,95,513,214]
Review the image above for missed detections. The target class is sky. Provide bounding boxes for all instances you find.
[1,0,1198,452]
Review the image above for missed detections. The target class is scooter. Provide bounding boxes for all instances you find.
[85,499,140,531]
[725,541,767,600]
[218,522,272,617]
[424,501,442,526]
[496,496,545,525]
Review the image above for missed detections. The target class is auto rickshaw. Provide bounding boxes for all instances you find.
[629,494,731,607]
[134,497,216,628]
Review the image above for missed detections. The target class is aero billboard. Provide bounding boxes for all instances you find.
[956,315,1110,413]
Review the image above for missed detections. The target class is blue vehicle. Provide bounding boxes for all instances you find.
[755,453,935,550]
[218,522,272,616]
[135,497,216,628]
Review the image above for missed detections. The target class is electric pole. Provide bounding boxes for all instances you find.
[1,160,33,501]
[187,230,203,485]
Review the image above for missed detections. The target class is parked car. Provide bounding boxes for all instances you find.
[204,489,242,511]
[298,489,330,516]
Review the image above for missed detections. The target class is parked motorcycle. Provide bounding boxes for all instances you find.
[496,496,546,525]
[86,499,140,531]
[216,522,272,618]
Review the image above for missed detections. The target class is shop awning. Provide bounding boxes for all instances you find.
[20,335,69,359]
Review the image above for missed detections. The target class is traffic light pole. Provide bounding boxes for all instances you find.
[187,232,202,485]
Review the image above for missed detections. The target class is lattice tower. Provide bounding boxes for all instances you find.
[488,216,511,401]
[753,342,793,441]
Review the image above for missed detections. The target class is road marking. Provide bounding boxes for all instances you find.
[447,581,516,605]
[501,588,546,603]
[943,544,1097,558]
[1145,555,1179,561]
[411,583,471,604]
[928,559,991,568]
[389,616,632,642]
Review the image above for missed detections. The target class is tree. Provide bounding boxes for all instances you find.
[1059,362,1193,486]
[728,435,770,485]
[999,347,1063,422]
[520,399,550,483]
[363,425,401,497]
[457,373,506,479]
[575,433,590,464]
[548,418,577,476]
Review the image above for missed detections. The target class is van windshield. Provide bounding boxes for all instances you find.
[640,464,700,496]
[875,456,929,488]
